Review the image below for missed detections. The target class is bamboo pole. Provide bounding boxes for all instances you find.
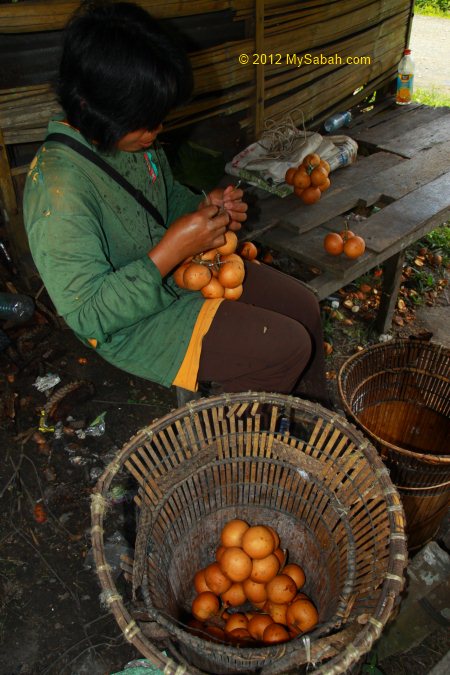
[254,0,265,137]
[0,0,247,33]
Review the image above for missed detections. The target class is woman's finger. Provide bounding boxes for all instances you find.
[209,210,230,231]
[224,199,247,212]
[200,204,220,219]
[224,188,244,201]
[227,209,247,223]
[228,220,242,232]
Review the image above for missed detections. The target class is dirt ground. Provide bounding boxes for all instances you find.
[409,15,450,94]
[0,243,448,674]
[0,325,176,674]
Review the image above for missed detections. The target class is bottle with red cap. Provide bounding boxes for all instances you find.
[396,48,415,105]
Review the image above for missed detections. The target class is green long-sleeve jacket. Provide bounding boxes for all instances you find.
[23,120,205,387]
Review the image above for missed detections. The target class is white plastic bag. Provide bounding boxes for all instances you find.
[225,113,358,196]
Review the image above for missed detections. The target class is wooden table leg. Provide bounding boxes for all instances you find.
[375,249,405,334]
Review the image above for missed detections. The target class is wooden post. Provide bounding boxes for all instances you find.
[0,127,18,217]
[254,0,265,138]
[375,250,405,334]
[405,0,415,49]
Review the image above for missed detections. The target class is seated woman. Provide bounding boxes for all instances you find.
[24,1,329,404]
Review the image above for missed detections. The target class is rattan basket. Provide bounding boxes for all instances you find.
[338,339,450,551]
[91,393,406,675]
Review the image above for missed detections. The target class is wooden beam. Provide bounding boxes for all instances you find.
[375,250,405,333]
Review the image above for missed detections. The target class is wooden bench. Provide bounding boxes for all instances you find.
[245,98,450,333]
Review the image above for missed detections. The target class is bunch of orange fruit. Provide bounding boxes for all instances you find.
[323,228,366,259]
[188,518,319,646]
[173,233,258,301]
[285,153,331,205]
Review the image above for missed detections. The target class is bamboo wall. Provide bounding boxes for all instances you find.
[0,0,413,149]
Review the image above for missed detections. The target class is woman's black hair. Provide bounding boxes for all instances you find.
[57,1,193,151]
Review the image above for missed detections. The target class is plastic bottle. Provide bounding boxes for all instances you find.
[323,111,352,133]
[0,292,35,323]
[396,48,415,105]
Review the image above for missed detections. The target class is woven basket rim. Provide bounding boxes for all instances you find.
[90,392,407,675]
[338,339,450,464]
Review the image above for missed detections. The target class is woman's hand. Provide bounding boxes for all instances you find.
[148,205,230,277]
[201,185,248,231]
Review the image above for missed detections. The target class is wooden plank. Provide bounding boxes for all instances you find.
[350,105,449,146]
[284,140,448,219]
[349,97,398,130]
[366,139,450,198]
[378,114,450,157]
[348,100,422,131]
[301,171,450,279]
[254,152,399,236]
[324,152,403,191]
[356,171,450,254]
[308,200,450,301]
[262,139,450,236]
[255,168,450,304]
[261,221,376,278]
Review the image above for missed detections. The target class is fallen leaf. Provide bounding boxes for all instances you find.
[325,370,336,380]
[323,341,333,356]
[393,315,404,326]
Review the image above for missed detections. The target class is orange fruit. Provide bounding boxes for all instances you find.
[310,166,329,187]
[301,186,321,205]
[285,167,297,185]
[318,176,331,192]
[303,153,321,169]
[323,232,344,256]
[343,235,366,259]
[293,168,311,190]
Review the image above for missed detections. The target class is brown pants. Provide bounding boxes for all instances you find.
[198,262,329,404]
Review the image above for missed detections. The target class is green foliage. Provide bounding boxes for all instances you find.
[414,0,450,17]
[426,222,450,253]
[413,87,450,107]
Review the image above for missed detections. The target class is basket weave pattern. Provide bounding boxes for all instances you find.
[91,393,406,675]
[338,340,450,549]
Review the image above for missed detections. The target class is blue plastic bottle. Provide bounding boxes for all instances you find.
[324,111,352,133]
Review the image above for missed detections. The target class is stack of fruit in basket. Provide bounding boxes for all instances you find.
[173,232,259,301]
[188,519,319,645]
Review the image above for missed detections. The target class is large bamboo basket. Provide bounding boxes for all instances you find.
[338,339,450,551]
[91,393,406,674]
